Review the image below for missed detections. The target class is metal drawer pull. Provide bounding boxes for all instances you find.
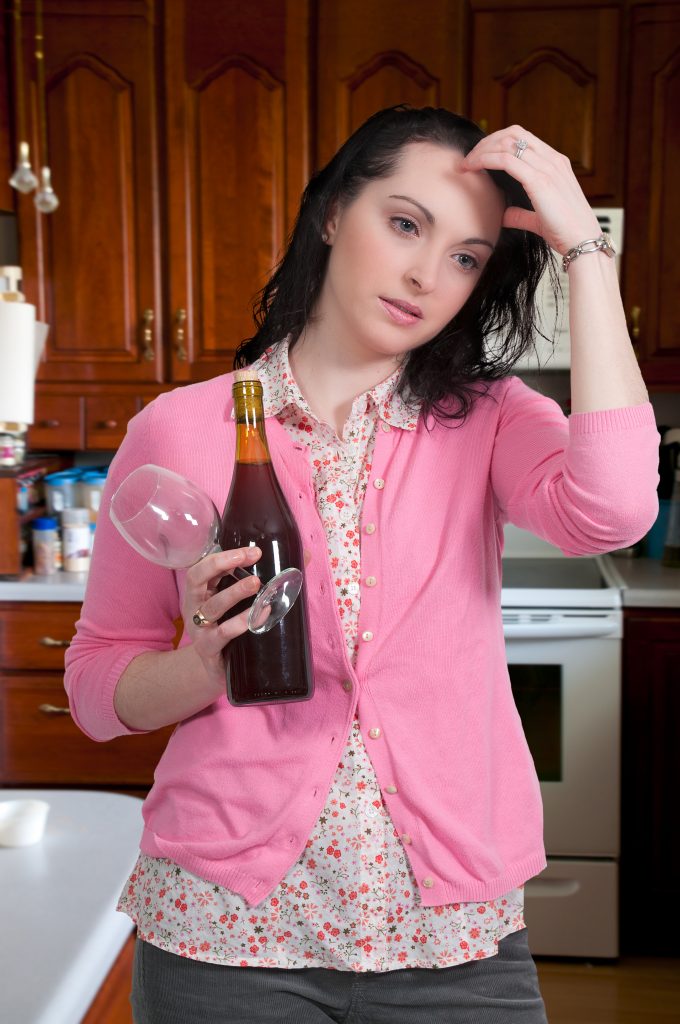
[39,636,71,648]
[38,703,71,716]
[40,418,61,428]
[141,308,155,361]
[99,419,118,429]
[174,308,187,361]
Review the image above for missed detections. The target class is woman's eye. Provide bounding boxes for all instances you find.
[390,216,418,236]
[453,253,480,272]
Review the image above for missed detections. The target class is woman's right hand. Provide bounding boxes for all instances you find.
[182,546,262,688]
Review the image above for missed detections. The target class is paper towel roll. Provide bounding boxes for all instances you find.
[0,301,37,424]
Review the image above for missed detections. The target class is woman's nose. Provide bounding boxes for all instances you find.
[406,254,438,293]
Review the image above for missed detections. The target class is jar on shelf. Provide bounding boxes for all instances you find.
[61,507,91,572]
[32,517,61,575]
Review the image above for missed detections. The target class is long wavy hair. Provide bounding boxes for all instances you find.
[234,104,557,424]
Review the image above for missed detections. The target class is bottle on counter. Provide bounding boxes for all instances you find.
[31,517,60,575]
[61,507,91,572]
[218,369,314,707]
[661,468,680,568]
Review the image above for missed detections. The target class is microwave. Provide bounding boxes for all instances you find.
[514,208,624,372]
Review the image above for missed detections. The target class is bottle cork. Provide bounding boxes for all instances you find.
[233,368,261,383]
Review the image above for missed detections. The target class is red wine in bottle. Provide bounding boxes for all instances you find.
[218,370,314,706]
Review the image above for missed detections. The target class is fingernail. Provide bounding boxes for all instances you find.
[249,546,261,558]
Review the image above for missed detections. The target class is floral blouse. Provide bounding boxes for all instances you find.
[118,340,525,971]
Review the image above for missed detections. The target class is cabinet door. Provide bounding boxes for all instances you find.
[315,0,466,168]
[623,4,680,386]
[469,2,621,201]
[621,608,680,955]
[15,0,163,384]
[164,0,312,382]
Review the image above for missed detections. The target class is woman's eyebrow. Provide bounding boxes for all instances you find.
[387,194,495,250]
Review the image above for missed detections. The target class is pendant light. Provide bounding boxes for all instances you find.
[33,0,59,214]
[8,0,38,194]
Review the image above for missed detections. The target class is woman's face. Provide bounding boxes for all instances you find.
[317,141,505,364]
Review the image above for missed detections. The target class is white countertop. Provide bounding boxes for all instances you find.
[0,789,142,1024]
[603,554,680,608]
[0,571,88,602]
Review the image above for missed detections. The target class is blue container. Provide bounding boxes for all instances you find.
[645,499,671,559]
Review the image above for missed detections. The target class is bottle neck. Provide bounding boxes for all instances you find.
[232,381,271,464]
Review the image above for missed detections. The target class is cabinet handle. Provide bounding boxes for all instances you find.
[39,419,61,428]
[174,308,187,361]
[98,419,118,430]
[39,635,71,648]
[478,117,489,133]
[38,703,71,716]
[141,308,155,361]
[630,305,641,340]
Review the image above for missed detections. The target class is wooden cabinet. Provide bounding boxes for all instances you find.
[623,3,680,386]
[16,0,163,386]
[620,606,680,955]
[0,601,174,789]
[163,0,311,383]
[13,0,311,410]
[315,0,466,166]
[469,1,623,202]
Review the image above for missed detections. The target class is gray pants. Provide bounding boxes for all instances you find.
[130,927,548,1024]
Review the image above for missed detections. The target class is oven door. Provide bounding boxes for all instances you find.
[503,609,622,857]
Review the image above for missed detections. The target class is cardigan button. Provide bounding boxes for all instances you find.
[364,522,376,534]
[368,727,381,740]
[384,784,398,794]
[341,679,352,692]
[401,834,412,845]
[422,877,435,888]
[381,422,391,432]
[373,478,385,490]
[362,630,374,642]
[365,576,377,587]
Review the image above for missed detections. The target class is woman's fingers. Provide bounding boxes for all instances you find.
[462,125,601,254]
[194,572,261,627]
[186,545,261,592]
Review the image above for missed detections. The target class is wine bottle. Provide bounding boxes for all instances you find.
[218,369,314,706]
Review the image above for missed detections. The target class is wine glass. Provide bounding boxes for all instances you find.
[109,464,302,634]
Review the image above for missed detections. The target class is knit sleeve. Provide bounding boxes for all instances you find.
[490,376,661,556]
[64,394,181,741]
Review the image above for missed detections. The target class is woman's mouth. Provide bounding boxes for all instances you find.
[379,297,424,325]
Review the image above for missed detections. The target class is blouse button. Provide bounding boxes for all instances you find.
[364,522,376,534]
[384,784,398,794]
[368,727,381,740]
[401,834,412,845]
[362,630,374,642]
[373,478,385,490]
[422,877,435,889]
[365,576,377,587]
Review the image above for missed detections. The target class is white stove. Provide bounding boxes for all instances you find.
[501,530,624,958]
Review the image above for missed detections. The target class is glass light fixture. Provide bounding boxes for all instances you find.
[9,141,38,194]
[34,166,59,213]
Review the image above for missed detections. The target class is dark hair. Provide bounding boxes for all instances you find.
[234,104,557,424]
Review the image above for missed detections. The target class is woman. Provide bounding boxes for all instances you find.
[65,106,659,1023]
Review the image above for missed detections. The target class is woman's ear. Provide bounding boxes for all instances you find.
[323,201,340,245]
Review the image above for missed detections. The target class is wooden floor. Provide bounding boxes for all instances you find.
[535,956,680,1024]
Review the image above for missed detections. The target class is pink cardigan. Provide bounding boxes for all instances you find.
[64,373,660,908]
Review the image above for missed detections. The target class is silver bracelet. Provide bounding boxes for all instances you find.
[562,232,616,272]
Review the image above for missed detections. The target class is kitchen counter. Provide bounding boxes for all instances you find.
[0,571,88,602]
[0,789,142,1024]
[602,554,680,608]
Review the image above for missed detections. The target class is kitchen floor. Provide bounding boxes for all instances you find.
[536,956,680,1023]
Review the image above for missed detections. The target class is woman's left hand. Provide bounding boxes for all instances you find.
[461,126,601,257]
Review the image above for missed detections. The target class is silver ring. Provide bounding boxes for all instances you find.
[192,608,212,628]
[514,138,528,160]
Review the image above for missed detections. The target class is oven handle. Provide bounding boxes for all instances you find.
[503,621,620,640]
